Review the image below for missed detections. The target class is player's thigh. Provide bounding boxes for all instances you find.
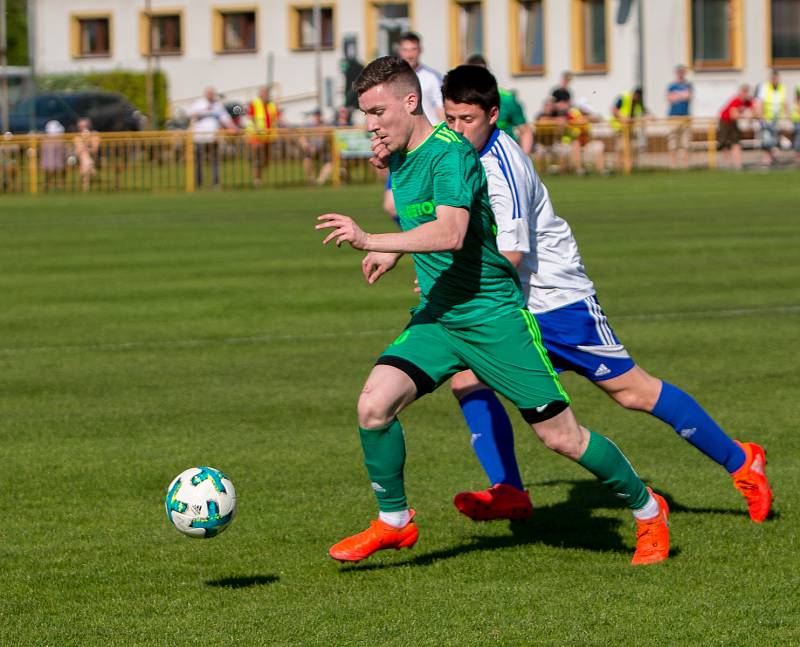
[592,364,662,411]
[450,369,486,399]
[452,310,569,417]
[535,296,635,382]
[376,318,466,400]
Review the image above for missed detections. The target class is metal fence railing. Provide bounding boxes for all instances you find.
[0,127,380,195]
[1,118,796,194]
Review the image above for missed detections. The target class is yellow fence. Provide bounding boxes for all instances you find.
[1,118,796,194]
[0,128,380,195]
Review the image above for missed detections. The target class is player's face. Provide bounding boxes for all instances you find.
[359,83,416,152]
[444,99,498,151]
[398,40,420,68]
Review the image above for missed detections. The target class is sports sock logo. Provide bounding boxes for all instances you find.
[680,427,697,439]
[371,482,387,493]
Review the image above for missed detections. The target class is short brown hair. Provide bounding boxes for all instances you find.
[352,55,422,100]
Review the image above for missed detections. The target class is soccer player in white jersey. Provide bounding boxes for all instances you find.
[436,65,772,525]
[398,32,444,124]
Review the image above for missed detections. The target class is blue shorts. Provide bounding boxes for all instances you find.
[534,295,635,381]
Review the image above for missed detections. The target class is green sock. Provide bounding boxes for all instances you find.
[359,418,408,512]
[577,430,650,510]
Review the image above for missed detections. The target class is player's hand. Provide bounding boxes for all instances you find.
[316,213,369,249]
[362,252,401,284]
[369,135,391,169]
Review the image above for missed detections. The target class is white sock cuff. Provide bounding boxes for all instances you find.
[632,493,660,521]
[379,509,411,528]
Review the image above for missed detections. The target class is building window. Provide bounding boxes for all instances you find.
[140,12,183,56]
[689,0,742,69]
[770,0,800,67]
[213,7,258,53]
[71,14,112,58]
[450,1,483,65]
[366,2,412,59]
[572,0,607,72]
[290,5,335,51]
[511,0,545,75]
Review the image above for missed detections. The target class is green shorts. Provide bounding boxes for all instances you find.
[377,309,570,422]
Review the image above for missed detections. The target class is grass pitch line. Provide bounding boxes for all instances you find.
[0,305,797,357]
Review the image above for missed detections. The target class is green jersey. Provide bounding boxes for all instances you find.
[497,88,527,142]
[389,122,524,328]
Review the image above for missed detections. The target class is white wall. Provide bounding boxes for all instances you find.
[33,0,800,125]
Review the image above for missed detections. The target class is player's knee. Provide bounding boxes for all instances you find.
[611,385,660,412]
[450,371,483,400]
[534,426,583,460]
[357,387,395,429]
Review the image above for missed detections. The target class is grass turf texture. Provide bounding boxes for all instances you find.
[1,171,798,645]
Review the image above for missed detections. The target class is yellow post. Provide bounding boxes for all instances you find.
[707,121,717,169]
[27,137,38,195]
[185,131,195,193]
[330,129,341,187]
[622,121,632,175]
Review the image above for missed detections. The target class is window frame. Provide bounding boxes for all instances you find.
[364,1,415,60]
[139,8,184,57]
[766,0,800,69]
[571,0,609,74]
[509,0,546,76]
[212,5,259,54]
[70,13,113,59]
[289,3,337,51]
[685,0,744,71]
[449,0,484,67]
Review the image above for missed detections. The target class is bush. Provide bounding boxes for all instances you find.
[37,70,168,128]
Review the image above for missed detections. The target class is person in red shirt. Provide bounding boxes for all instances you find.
[718,84,754,170]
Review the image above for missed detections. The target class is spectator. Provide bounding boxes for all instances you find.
[41,120,66,192]
[666,64,693,169]
[717,84,754,171]
[397,32,444,124]
[187,87,236,188]
[755,68,789,168]
[533,97,563,173]
[298,109,334,186]
[246,85,280,187]
[466,54,532,154]
[611,87,649,170]
[551,71,573,114]
[562,99,606,175]
[73,118,100,192]
[793,85,800,166]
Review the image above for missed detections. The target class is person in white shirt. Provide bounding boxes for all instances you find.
[435,64,772,526]
[187,87,236,187]
[381,33,445,218]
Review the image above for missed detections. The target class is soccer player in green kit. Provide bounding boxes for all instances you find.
[315,56,670,565]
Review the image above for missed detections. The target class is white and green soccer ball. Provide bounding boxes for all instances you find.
[165,467,237,538]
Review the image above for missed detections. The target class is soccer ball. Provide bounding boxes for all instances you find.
[165,466,237,538]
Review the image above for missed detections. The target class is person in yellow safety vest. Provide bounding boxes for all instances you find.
[755,68,789,168]
[247,86,280,186]
[561,102,606,175]
[610,87,646,131]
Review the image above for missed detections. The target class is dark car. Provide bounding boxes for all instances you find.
[6,91,144,133]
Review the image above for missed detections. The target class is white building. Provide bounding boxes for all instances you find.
[32,0,800,124]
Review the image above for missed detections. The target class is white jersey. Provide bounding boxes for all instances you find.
[415,64,444,124]
[480,128,595,314]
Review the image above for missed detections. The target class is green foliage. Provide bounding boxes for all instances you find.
[37,70,169,127]
[6,0,28,65]
[0,174,798,645]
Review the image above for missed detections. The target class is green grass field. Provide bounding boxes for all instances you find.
[1,171,799,645]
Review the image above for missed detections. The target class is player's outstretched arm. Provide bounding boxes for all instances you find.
[316,206,468,254]
[362,251,402,284]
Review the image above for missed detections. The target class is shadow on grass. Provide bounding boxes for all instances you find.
[206,575,280,588]
[341,479,686,572]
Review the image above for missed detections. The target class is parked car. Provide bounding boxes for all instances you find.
[6,91,145,133]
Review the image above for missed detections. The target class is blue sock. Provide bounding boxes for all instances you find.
[651,381,745,473]
[459,389,524,490]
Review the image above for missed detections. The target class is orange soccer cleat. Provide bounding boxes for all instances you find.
[732,441,772,523]
[631,489,670,566]
[328,510,419,562]
[453,483,534,521]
